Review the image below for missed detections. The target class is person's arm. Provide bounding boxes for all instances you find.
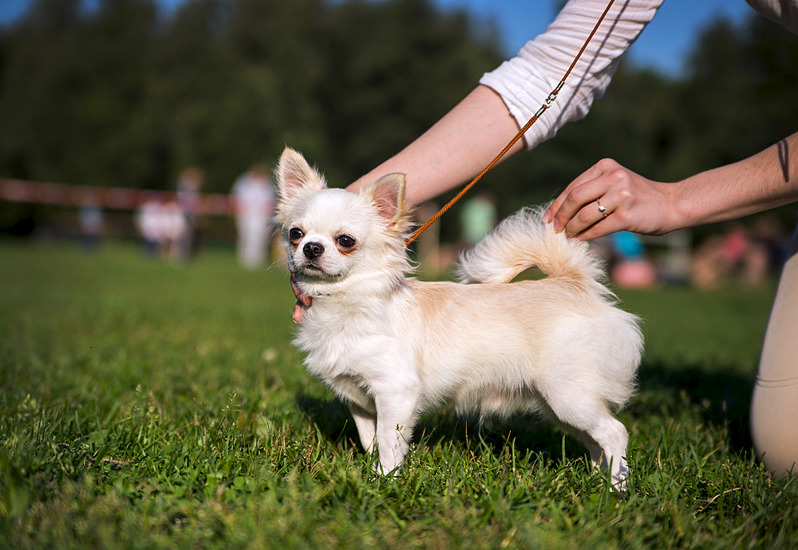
[348,0,663,204]
[347,86,523,204]
[544,132,798,239]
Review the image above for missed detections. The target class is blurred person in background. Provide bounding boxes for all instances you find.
[78,194,104,252]
[135,197,188,261]
[231,164,275,269]
[460,192,497,247]
[607,232,657,289]
[176,166,205,262]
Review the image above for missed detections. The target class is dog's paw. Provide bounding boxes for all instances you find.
[372,460,403,478]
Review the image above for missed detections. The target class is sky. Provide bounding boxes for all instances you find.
[0,0,756,76]
[438,0,754,75]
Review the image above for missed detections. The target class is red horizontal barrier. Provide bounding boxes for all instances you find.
[0,178,235,216]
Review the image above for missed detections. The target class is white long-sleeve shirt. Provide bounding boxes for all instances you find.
[480,0,798,150]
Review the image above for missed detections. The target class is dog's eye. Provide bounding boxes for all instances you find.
[337,235,356,249]
[289,228,304,242]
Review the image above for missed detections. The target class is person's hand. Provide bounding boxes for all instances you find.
[543,158,679,240]
[291,272,312,323]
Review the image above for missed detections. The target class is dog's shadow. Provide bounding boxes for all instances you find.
[630,361,755,450]
[295,362,755,461]
[295,392,576,461]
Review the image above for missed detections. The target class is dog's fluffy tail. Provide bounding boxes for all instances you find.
[456,205,606,291]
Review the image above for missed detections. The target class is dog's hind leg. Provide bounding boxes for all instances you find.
[542,392,630,492]
[572,416,630,492]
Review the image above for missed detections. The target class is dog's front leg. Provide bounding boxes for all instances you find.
[373,391,419,475]
[349,403,377,453]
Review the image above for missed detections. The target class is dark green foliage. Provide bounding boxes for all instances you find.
[1,2,796,234]
[0,0,500,194]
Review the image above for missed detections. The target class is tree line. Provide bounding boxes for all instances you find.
[1,0,797,238]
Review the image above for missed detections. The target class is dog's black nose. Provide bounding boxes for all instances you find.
[303,242,324,259]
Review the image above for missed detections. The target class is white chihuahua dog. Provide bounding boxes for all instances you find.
[275,148,643,490]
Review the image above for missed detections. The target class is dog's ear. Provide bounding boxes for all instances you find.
[274,148,326,222]
[275,147,326,202]
[362,173,412,231]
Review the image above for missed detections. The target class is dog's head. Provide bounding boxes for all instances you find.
[274,147,414,298]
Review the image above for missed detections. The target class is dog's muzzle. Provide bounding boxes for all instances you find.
[303,242,324,260]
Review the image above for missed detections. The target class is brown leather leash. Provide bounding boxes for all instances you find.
[405,0,617,247]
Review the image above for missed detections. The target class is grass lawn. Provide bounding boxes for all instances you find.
[1,240,795,549]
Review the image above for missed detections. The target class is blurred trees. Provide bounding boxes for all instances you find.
[0,0,500,192]
[0,1,796,238]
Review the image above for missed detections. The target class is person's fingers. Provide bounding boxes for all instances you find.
[542,192,565,223]
[551,162,623,232]
[572,206,628,240]
[544,184,576,227]
[561,196,615,237]
[545,159,619,226]
[553,181,608,234]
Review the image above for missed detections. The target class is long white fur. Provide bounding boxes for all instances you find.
[275,147,643,491]
[457,204,605,287]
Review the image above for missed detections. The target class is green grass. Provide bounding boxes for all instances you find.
[1,241,795,549]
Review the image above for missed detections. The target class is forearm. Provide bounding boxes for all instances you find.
[482,0,661,149]
[671,133,798,229]
[348,0,662,205]
[546,132,798,240]
[347,85,523,205]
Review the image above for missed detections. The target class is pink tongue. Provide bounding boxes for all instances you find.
[293,302,305,323]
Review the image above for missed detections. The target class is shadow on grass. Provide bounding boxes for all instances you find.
[295,393,360,447]
[633,361,755,451]
[297,394,615,464]
[295,361,756,462]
